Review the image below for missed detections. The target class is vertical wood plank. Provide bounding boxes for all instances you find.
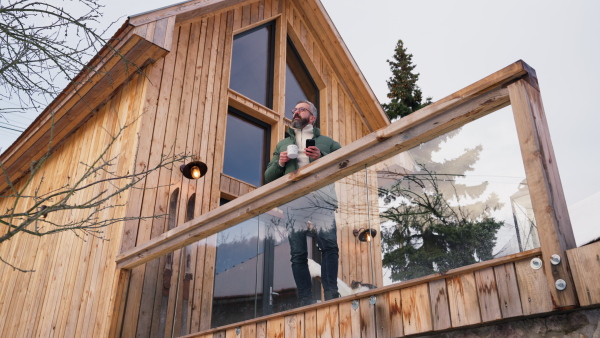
[514,257,553,315]
[508,78,577,308]
[359,297,375,337]
[250,1,259,24]
[447,273,481,327]
[387,289,404,337]
[257,321,267,338]
[474,267,502,322]
[567,242,600,306]
[401,284,432,335]
[263,0,272,19]
[241,4,251,27]
[338,301,353,338]
[428,279,451,331]
[284,313,303,338]
[493,263,523,318]
[375,292,392,338]
[241,322,257,336]
[121,24,182,338]
[304,309,316,338]
[317,304,339,338]
[267,317,284,338]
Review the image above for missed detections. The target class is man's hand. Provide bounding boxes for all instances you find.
[305,146,321,160]
[279,151,290,166]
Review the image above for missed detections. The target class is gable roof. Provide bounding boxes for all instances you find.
[0,0,388,193]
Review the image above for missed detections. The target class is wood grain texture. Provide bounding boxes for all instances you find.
[514,257,553,315]
[447,273,481,327]
[266,317,284,338]
[375,292,392,338]
[508,78,577,308]
[566,241,600,306]
[428,279,451,331]
[359,297,375,337]
[474,267,502,322]
[284,313,303,338]
[338,301,353,338]
[493,263,523,318]
[401,284,432,335]
[386,290,404,337]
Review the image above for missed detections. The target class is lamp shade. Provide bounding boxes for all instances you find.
[353,228,377,242]
[180,161,208,180]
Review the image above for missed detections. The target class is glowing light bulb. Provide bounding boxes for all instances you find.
[191,166,201,179]
[366,233,371,242]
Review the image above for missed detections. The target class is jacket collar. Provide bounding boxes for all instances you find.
[287,125,320,140]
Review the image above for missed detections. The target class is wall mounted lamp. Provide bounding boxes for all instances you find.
[180,161,208,180]
[353,228,377,242]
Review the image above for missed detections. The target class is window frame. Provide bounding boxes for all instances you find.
[223,107,272,187]
[229,21,277,109]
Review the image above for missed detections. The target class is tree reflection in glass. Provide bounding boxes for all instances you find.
[375,107,539,284]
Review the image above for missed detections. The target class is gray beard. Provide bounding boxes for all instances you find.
[291,116,310,129]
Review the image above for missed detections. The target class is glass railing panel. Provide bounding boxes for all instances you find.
[371,106,539,285]
[132,106,540,335]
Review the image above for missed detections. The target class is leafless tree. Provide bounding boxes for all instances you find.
[0,1,171,273]
[0,120,190,272]
[0,0,127,115]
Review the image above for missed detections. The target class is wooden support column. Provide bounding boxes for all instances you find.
[508,78,577,309]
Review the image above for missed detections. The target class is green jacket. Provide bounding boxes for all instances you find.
[264,127,341,184]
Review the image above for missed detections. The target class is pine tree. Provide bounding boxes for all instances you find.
[377,41,505,281]
[382,40,432,121]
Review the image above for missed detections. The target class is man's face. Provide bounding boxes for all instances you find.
[291,103,314,129]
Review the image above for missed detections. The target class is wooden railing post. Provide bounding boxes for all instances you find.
[508,77,577,309]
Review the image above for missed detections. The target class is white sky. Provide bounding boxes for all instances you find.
[1,0,598,244]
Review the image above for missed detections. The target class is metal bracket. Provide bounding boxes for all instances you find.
[352,300,359,310]
[369,296,377,305]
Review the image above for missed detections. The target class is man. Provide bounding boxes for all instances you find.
[265,100,342,305]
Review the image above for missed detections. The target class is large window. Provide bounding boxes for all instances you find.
[223,109,270,187]
[285,40,319,123]
[229,22,275,108]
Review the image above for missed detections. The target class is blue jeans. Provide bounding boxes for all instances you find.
[289,219,339,300]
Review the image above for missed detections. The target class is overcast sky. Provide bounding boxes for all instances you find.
[2,0,598,244]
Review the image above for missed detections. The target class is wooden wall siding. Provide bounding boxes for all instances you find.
[567,241,600,307]
[285,0,374,143]
[117,0,375,335]
[335,169,384,292]
[0,20,173,195]
[0,73,146,337]
[119,11,236,336]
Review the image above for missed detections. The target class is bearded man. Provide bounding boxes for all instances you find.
[265,100,342,305]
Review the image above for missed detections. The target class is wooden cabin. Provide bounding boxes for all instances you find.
[1,0,598,337]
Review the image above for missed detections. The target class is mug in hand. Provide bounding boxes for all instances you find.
[287,144,299,159]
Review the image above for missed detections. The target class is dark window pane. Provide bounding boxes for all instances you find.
[212,219,261,327]
[285,41,319,122]
[230,24,274,108]
[223,111,269,187]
